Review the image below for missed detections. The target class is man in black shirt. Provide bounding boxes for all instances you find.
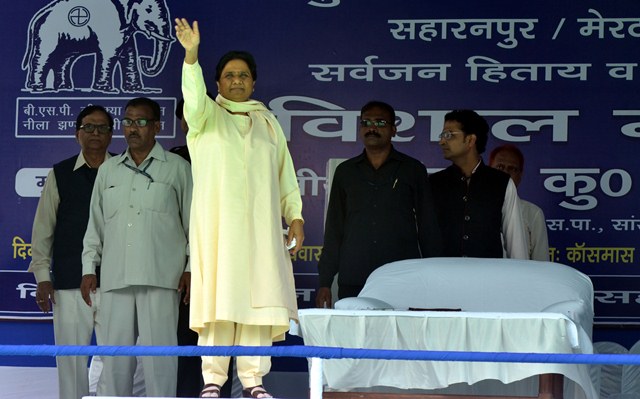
[315,101,442,307]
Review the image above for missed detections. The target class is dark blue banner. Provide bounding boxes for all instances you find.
[2,1,639,327]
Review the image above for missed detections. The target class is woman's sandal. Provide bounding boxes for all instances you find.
[200,383,222,398]
[242,384,273,398]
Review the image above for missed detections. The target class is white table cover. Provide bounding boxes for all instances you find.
[298,309,598,399]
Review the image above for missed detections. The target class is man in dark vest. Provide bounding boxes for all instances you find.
[429,109,528,259]
[28,105,113,399]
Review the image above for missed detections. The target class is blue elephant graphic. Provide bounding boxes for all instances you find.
[22,0,175,94]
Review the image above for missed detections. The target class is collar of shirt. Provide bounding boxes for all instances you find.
[117,141,167,167]
[449,158,486,179]
[74,151,113,171]
[354,146,403,168]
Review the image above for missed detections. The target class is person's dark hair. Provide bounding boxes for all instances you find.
[489,144,525,171]
[361,101,396,125]
[444,109,489,154]
[175,99,185,120]
[215,51,258,82]
[125,97,161,121]
[76,105,114,130]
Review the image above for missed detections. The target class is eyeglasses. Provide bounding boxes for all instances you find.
[360,119,393,128]
[79,123,112,134]
[494,164,521,174]
[121,118,155,127]
[438,131,464,140]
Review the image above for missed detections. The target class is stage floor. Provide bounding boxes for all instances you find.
[1,366,58,399]
[0,366,308,398]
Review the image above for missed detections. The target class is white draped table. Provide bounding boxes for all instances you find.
[297,309,597,399]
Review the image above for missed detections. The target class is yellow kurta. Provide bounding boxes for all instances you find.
[182,62,302,341]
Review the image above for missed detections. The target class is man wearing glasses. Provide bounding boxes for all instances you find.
[429,109,528,259]
[316,101,442,308]
[28,105,113,399]
[81,97,192,397]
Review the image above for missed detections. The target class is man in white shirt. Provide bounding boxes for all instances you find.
[489,144,550,261]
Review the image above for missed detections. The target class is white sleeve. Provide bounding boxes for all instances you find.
[27,169,58,283]
[501,179,528,259]
[181,61,213,138]
[82,167,106,275]
[528,203,550,261]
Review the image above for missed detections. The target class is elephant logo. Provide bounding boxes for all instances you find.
[22,0,175,94]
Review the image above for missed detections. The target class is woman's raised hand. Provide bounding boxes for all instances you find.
[175,18,200,53]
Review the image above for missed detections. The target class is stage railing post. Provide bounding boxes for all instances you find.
[309,357,324,399]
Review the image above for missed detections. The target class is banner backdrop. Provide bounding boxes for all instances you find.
[2,1,639,329]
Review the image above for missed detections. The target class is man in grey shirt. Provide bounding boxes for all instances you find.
[81,97,192,397]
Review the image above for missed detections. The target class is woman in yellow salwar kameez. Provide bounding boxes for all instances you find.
[175,18,305,399]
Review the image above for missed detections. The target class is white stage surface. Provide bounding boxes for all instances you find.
[1,366,59,399]
[0,366,307,398]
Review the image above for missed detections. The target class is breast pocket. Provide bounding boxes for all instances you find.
[103,185,126,221]
[144,182,177,214]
